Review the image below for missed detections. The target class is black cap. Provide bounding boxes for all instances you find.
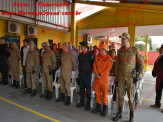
[79,41,89,49]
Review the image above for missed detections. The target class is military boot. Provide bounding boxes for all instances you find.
[65,96,71,106]
[15,81,20,89]
[46,91,53,100]
[23,88,31,94]
[56,93,65,102]
[101,105,107,117]
[40,90,48,98]
[129,110,134,122]
[112,107,122,121]
[76,98,84,108]
[85,101,91,111]
[31,89,37,97]
[92,103,101,113]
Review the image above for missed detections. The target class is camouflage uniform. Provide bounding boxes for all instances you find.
[115,46,144,110]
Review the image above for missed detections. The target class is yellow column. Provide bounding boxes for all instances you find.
[128,25,136,46]
[76,25,79,49]
[107,36,109,51]
[70,0,76,45]
[144,35,148,72]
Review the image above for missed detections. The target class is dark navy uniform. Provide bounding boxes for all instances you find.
[0,43,10,84]
[76,51,94,110]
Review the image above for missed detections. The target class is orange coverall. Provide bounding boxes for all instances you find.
[93,54,113,105]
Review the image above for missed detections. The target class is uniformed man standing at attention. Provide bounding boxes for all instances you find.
[9,42,21,88]
[76,41,94,111]
[92,44,113,116]
[40,42,56,100]
[56,43,77,106]
[0,37,10,85]
[23,42,40,97]
[112,33,144,122]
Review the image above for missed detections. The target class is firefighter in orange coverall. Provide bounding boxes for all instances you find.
[92,44,113,117]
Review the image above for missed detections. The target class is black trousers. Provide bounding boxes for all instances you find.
[78,73,92,103]
[0,59,8,83]
[22,66,27,88]
[155,81,163,107]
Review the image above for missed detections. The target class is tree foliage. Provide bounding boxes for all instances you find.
[135,36,152,51]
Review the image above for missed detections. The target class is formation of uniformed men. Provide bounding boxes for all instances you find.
[0,32,145,122]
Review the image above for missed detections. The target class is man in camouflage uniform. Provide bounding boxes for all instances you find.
[56,43,77,106]
[9,42,21,88]
[112,33,144,122]
[40,42,56,100]
[23,42,40,97]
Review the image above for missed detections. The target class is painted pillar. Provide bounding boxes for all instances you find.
[70,0,76,45]
[144,35,148,72]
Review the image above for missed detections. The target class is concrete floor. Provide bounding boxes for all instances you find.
[0,72,163,122]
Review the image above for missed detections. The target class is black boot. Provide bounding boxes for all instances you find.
[46,91,53,100]
[10,80,16,87]
[92,103,101,113]
[15,81,20,89]
[65,96,71,106]
[101,105,107,117]
[56,93,65,102]
[76,99,84,108]
[23,88,31,94]
[85,101,91,111]
[112,107,122,121]
[31,89,37,97]
[129,110,134,122]
[40,90,48,98]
